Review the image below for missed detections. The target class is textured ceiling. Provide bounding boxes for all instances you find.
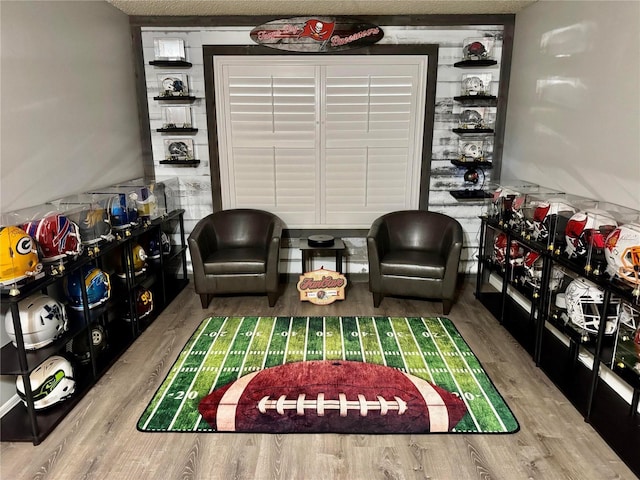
[105,0,537,16]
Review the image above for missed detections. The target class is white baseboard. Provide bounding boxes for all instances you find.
[0,394,21,418]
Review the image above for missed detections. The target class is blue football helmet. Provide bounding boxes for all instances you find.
[64,266,111,310]
[105,194,138,230]
[147,231,171,259]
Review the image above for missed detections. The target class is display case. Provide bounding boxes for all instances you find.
[476,187,640,476]
[453,37,498,67]
[0,179,188,445]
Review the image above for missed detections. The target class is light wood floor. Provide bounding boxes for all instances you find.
[1,279,637,480]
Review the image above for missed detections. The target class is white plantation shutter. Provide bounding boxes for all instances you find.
[214,56,427,228]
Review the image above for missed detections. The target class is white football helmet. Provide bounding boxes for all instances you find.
[564,277,620,335]
[604,223,640,287]
[463,76,484,94]
[4,294,68,350]
[461,142,483,159]
[16,355,75,410]
[564,209,618,259]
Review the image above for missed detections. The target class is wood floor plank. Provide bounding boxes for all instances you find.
[1,280,637,480]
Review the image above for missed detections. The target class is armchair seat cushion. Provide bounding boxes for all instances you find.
[380,250,445,279]
[204,248,267,275]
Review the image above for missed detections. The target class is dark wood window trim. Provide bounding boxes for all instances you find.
[202,44,438,213]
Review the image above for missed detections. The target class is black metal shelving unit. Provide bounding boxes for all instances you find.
[0,209,188,445]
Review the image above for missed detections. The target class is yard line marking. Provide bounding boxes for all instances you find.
[367,317,387,366]
[143,317,224,428]
[282,317,294,364]
[141,316,220,430]
[388,318,410,373]
[182,317,248,431]
[405,317,435,383]
[262,317,278,370]
[421,317,481,432]
[437,317,507,432]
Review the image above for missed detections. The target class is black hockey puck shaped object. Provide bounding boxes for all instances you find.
[308,235,335,247]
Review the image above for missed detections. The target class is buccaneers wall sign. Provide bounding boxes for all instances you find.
[250,17,384,52]
[297,268,347,305]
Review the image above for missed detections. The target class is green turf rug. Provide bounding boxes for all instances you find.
[138,316,519,434]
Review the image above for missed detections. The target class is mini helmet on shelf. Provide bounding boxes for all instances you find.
[131,187,158,221]
[74,206,112,245]
[16,355,75,410]
[115,244,147,278]
[459,109,483,127]
[461,142,483,159]
[463,76,485,94]
[22,213,82,263]
[493,233,524,267]
[147,231,171,259]
[0,226,42,286]
[564,277,620,336]
[522,251,564,291]
[64,266,111,310]
[4,293,68,350]
[123,288,154,322]
[463,41,488,59]
[105,193,138,230]
[604,223,640,287]
[530,199,576,242]
[564,209,618,259]
[69,324,108,364]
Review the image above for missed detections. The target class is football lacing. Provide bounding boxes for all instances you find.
[257,393,407,417]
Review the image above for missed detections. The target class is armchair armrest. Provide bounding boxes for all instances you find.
[265,218,283,292]
[367,218,389,291]
[188,214,218,282]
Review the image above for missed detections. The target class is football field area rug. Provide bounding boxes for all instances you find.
[138,316,519,434]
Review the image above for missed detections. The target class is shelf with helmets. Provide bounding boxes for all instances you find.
[0,177,188,445]
[451,39,499,201]
[476,181,640,474]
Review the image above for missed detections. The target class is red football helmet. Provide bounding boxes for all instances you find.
[23,213,82,262]
[493,233,524,267]
[564,209,617,259]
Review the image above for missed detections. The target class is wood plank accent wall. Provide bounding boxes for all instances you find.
[132,15,515,277]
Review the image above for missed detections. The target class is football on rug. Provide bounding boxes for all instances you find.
[138,316,519,434]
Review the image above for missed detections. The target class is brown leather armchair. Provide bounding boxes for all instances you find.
[367,210,463,314]
[188,209,283,308]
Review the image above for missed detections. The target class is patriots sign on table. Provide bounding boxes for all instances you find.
[138,317,518,434]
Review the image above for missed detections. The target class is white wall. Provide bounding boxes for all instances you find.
[0,1,144,410]
[503,0,640,210]
[0,0,144,213]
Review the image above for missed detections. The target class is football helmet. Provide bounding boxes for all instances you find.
[461,142,483,159]
[530,199,576,242]
[459,109,483,128]
[147,231,171,259]
[463,41,487,59]
[23,213,82,263]
[115,244,147,278]
[564,277,620,335]
[74,206,112,245]
[16,355,75,410]
[105,194,138,230]
[522,251,564,291]
[463,76,485,95]
[4,294,68,350]
[0,226,42,286]
[124,288,154,322]
[564,209,618,259]
[493,233,524,267]
[604,222,640,287]
[64,266,111,310]
[132,187,158,221]
[69,324,108,364]
[619,302,639,331]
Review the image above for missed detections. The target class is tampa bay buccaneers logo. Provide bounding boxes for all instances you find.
[299,19,335,42]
